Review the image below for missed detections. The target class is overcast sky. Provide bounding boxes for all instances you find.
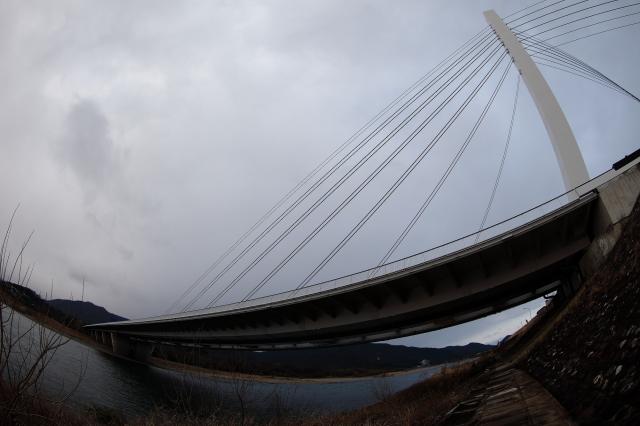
[1,0,638,347]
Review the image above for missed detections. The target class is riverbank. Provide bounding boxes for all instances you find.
[1,284,485,384]
[0,345,490,426]
[296,357,492,426]
[306,191,640,425]
[1,291,450,384]
[0,285,96,345]
[149,355,446,384]
[1,302,478,425]
[521,196,640,424]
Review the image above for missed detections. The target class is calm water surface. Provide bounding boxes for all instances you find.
[11,311,444,418]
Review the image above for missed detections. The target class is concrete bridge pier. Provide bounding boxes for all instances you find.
[556,163,640,300]
[556,266,583,301]
[99,331,111,346]
[110,333,154,362]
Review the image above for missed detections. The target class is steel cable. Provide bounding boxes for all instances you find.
[168,27,497,314]
[518,1,640,36]
[475,75,521,244]
[205,38,504,307]
[375,64,516,270]
[295,54,511,292]
[180,31,496,311]
[237,44,507,302]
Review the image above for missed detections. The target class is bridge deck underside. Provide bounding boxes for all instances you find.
[90,196,595,349]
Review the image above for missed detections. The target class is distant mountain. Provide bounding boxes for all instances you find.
[47,299,127,325]
[247,341,494,371]
[156,340,495,377]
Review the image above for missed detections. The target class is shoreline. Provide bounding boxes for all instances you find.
[148,356,443,384]
[2,293,441,384]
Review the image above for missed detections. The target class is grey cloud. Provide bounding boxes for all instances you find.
[0,0,638,347]
[58,99,120,194]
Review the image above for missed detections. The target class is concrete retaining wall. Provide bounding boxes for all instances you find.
[580,163,640,277]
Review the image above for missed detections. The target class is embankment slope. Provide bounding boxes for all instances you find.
[524,197,640,424]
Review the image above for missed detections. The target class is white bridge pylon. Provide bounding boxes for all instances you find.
[484,10,589,197]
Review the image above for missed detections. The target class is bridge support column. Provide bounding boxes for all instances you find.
[556,268,583,302]
[110,333,154,362]
[484,10,589,196]
[132,341,155,361]
[100,331,111,346]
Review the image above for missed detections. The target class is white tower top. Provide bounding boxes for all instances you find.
[484,10,589,195]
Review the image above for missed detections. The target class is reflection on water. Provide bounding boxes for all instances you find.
[11,311,442,418]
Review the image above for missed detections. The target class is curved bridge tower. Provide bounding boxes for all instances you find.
[484,10,589,197]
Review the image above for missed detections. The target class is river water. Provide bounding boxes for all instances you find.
[8,311,444,419]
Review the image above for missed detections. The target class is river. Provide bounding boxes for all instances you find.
[7,310,445,419]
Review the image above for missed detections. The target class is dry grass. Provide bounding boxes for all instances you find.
[296,357,492,426]
[0,357,492,426]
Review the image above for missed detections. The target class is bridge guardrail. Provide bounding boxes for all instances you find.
[135,170,613,323]
[92,158,640,326]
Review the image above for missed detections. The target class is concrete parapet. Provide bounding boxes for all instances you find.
[580,164,640,277]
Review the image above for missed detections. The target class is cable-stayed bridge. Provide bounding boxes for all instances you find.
[86,1,640,357]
